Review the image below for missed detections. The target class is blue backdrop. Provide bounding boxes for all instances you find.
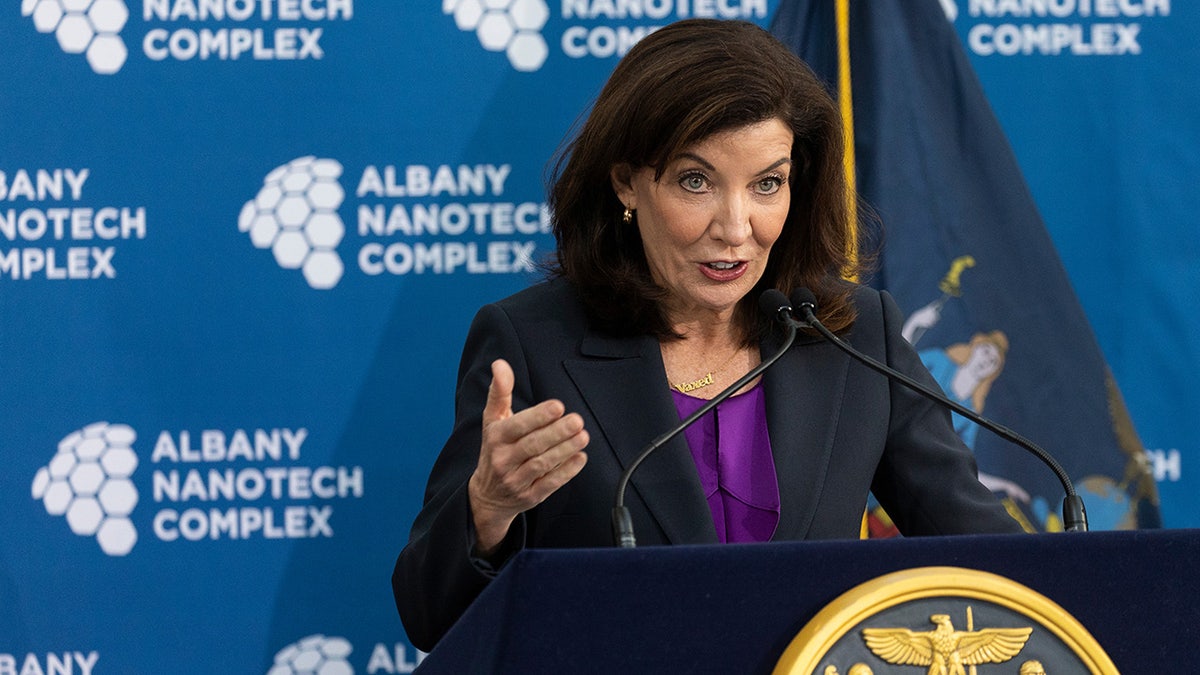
[1,1,1194,672]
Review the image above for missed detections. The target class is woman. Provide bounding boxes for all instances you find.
[392,18,1022,651]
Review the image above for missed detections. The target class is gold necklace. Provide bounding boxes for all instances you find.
[670,349,743,394]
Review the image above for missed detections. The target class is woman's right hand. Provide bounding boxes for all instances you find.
[467,359,589,556]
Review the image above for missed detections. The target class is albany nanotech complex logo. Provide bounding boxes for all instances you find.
[31,421,139,556]
[949,0,1171,57]
[22,0,353,74]
[2,167,149,282]
[445,0,768,71]
[239,156,549,290]
[32,421,365,555]
[239,156,347,290]
[22,0,130,74]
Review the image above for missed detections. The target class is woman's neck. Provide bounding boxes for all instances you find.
[659,323,759,400]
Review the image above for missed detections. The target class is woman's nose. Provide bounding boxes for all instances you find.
[710,194,752,246]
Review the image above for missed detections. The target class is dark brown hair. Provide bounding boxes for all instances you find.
[549,18,866,342]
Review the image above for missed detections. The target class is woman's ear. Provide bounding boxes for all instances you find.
[610,164,636,208]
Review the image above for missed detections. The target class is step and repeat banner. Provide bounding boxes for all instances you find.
[1,1,1195,672]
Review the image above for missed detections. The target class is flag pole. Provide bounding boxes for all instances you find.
[842,0,869,541]
[836,0,858,280]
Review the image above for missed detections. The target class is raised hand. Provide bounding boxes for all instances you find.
[467,359,589,555]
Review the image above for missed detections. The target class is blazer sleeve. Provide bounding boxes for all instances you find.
[868,290,1025,536]
[391,302,535,651]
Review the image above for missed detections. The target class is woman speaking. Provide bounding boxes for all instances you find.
[392,18,1022,651]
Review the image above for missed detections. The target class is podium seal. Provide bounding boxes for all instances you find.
[773,566,1117,675]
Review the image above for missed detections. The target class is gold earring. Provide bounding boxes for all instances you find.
[622,207,634,225]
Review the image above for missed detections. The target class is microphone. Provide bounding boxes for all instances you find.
[789,288,1088,532]
[611,289,801,548]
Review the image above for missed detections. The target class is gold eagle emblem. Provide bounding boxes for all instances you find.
[861,613,1032,675]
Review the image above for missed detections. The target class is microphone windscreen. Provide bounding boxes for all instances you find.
[758,289,791,318]
[790,287,818,310]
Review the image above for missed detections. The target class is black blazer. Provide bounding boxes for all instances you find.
[393,278,1021,650]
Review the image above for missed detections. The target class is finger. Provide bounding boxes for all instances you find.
[482,414,584,497]
[526,450,589,504]
[482,359,515,426]
[509,411,585,461]
[475,429,588,517]
[488,398,568,444]
[483,409,580,481]
[510,424,589,485]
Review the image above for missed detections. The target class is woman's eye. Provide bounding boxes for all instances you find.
[680,173,708,192]
[756,177,784,194]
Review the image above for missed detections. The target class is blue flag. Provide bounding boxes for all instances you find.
[771,0,1160,531]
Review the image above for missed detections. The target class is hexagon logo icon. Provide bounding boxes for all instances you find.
[444,0,550,71]
[31,421,139,556]
[22,0,130,74]
[239,157,347,290]
[267,635,353,675]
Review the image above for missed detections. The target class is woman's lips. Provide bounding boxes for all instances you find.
[698,260,748,281]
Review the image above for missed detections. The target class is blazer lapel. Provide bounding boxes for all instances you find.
[763,330,851,540]
[563,332,717,545]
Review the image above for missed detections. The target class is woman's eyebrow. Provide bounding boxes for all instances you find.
[673,153,792,175]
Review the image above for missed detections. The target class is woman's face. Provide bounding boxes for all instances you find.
[612,118,793,325]
[966,342,1003,379]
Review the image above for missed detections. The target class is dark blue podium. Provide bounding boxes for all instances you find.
[414,530,1198,673]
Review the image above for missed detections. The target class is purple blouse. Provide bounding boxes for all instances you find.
[670,381,781,543]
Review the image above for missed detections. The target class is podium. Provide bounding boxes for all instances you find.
[413,529,1199,673]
